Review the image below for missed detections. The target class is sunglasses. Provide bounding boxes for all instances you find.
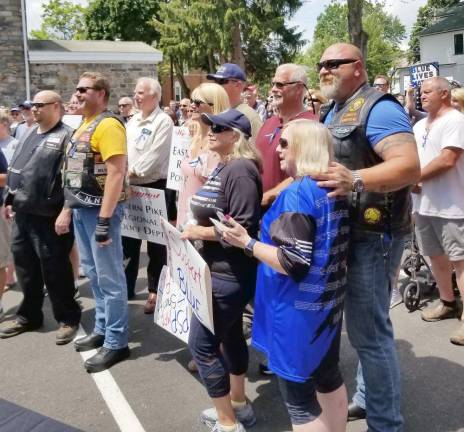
[272,81,304,89]
[373,82,388,88]
[316,58,359,72]
[278,137,289,149]
[211,124,232,134]
[180,104,189,108]
[118,103,130,108]
[216,78,241,85]
[75,86,97,94]
[191,98,214,107]
[31,102,56,108]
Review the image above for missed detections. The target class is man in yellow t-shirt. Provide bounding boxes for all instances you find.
[55,71,129,373]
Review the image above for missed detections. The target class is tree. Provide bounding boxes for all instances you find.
[29,0,86,40]
[154,0,303,92]
[348,0,368,58]
[85,0,163,45]
[297,1,406,86]
[408,0,460,63]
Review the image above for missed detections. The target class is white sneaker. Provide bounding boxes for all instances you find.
[211,421,246,432]
[390,287,403,309]
[201,403,256,428]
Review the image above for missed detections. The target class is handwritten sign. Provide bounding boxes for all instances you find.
[159,218,214,335]
[166,126,191,191]
[121,186,167,245]
[409,62,439,88]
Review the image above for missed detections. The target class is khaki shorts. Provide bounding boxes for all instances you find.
[415,214,464,261]
[0,214,11,268]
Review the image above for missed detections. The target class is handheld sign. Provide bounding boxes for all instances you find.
[121,186,167,245]
[166,126,191,191]
[409,62,439,88]
[159,218,214,336]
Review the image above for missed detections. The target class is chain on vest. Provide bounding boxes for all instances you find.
[63,111,128,208]
[321,84,411,234]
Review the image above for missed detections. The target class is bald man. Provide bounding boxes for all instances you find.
[0,90,81,345]
[316,43,420,431]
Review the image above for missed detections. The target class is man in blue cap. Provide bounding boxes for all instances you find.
[207,63,262,142]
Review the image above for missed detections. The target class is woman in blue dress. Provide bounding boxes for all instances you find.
[220,119,350,432]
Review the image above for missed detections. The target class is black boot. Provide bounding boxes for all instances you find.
[74,332,105,352]
[84,346,130,373]
[347,402,366,421]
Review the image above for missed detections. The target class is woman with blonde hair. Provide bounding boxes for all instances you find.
[181,109,262,432]
[176,82,230,229]
[451,87,464,112]
[220,119,350,432]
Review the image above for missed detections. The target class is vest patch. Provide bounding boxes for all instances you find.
[348,97,365,112]
[364,207,382,225]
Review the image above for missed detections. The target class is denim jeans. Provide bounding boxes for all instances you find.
[345,230,405,432]
[73,204,128,349]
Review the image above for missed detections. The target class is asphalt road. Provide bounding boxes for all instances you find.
[1,262,463,432]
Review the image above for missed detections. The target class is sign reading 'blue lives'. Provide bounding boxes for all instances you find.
[409,62,439,88]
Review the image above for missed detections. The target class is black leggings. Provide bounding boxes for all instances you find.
[188,274,252,398]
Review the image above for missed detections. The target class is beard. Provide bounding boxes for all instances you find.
[320,75,342,100]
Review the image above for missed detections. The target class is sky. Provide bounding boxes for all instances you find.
[26,0,428,46]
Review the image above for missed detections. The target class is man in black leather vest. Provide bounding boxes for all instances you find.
[0,91,81,345]
[315,43,420,432]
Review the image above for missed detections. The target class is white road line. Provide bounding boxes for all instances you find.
[75,326,146,432]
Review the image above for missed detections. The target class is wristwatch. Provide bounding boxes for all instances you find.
[244,238,257,257]
[351,170,365,193]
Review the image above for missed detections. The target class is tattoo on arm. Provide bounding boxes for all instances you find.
[374,133,416,159]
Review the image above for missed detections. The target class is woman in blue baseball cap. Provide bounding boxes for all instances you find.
[181,109,262,432]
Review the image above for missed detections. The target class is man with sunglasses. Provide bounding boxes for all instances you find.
[118,96,134,123]
[57,71,130,372]
[316,43,420,431]
[256,63,316,208]
[178,98,191,126]
[207,63,262,142]
[0,91,81,345]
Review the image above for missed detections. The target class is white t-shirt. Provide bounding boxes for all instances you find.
[413,109,464,218]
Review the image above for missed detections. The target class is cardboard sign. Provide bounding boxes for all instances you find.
[166,126,190,191]
[121,186,167,245]
[409,62,439,88]
[159,218,214,335]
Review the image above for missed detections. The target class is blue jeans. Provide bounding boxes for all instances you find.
[345,230,405,432]
[73,205,128,349]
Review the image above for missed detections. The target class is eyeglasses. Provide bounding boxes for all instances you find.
[271,81,304,89]
[316,58,359,72]
[31,102,56,108]
[75,86,96,94]
[211,124,232,134]
[191,99,214,107]
[278,137,289,149]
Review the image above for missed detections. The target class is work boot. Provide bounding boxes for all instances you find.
[74,332,105,352]
[421,300,460,322]
[201,402,256,428]
[0,319,42,338]
[84,346,130,373]
[56,324,79,345]
[450,323,464,346]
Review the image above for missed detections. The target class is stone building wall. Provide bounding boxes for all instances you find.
[29,63,157,110]
[0,0,26,106]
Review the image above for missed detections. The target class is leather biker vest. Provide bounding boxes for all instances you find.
[7,122,72,217]
[321,84,411,234]
[63,111,127,208]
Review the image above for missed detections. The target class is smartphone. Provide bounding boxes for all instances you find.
[209,217,224,232]
[216,210,232,227]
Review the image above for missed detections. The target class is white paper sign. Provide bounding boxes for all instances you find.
[62,114,83,130]
[166,126,191,191]
[159,218,214,335]
[121,186,167,245]
[154,265,191,343]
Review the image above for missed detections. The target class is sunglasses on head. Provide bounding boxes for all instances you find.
[75,86,96,94]
[31,102,56,108]
[272,81,304,90]
[211,124,232,134]
[191,98,214,107]
[278,137,289,149]
[316,58,358,72]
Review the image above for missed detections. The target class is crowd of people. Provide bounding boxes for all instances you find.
[0,41,464,432]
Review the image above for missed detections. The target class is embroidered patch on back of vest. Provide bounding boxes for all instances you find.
[364,207,382,225]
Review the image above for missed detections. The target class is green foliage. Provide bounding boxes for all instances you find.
[297,1,406,86]
[85,0,162,44]
[408,0,460,63]
[154,0,303,88]
[29,0,86,40]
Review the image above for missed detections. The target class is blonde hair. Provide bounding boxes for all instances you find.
[0,109,11,129]
[190,83,230,157]
[284,119,333,176]
[451,88,464,112]
[228,128,262,171]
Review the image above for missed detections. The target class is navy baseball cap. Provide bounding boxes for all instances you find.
[19,100,33,109]
[201,109,252,138]
[207,63,246,82]
[10,106,21,112]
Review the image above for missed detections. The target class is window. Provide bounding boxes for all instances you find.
[455,33,463,55]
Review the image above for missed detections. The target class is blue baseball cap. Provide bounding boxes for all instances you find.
[207,63,246,82]
[201,109,252,138]
[19,100,33,109]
